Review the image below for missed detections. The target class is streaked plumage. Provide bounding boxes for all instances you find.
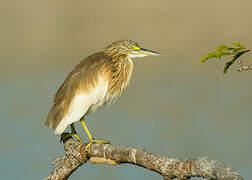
[44,40,160,141]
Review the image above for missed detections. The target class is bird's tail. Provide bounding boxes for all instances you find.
[44,104,63,134]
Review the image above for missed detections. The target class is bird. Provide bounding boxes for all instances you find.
[44,40,161,150]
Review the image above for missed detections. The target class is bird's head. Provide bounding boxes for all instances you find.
[103,40,161,59]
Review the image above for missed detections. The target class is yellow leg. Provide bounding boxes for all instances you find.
[61,123,82,142]
[80,117,110,150]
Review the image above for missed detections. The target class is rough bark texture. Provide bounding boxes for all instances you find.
[45,136,244,180]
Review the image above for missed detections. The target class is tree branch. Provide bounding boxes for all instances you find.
[45,136,244,180]
[201,42,252,73]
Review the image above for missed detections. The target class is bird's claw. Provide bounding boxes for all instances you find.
[85,139,110,151]
[60,132,83,143]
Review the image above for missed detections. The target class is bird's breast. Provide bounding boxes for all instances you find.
[105,58,133,103]
[87,75,109,112]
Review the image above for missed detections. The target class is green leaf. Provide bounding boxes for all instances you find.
[216,44,234,52]
[200,52,217,62]
[232,42,245,49]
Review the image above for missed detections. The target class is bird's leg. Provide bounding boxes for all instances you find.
[61,123,83,142]
[80,117,110,151]
[70,123,83,142]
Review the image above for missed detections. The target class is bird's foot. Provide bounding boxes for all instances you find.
[61,132,83,143]
[85,139,110,151]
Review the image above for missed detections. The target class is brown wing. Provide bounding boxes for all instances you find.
[44,52,110,131]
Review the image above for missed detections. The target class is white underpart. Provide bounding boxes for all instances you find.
[55,76,109,134]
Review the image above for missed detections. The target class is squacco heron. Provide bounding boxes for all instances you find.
[44,40,161,150]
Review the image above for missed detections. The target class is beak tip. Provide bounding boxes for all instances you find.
[151,52,162,56]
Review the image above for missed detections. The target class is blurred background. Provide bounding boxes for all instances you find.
[1,0,252,179]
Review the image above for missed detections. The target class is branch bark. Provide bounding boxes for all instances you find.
[45,136,244,180]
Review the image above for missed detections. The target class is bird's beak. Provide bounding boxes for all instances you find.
[139,47,161,56]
